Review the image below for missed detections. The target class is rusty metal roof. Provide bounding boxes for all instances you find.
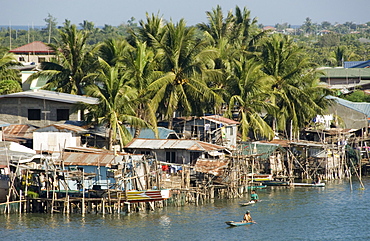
[125,138,227,151]
[194,159,229,176]
[35,124,88,133]
[259,139,290,147]
[3,124,36,143]
[60,152,123,166]
[9,41,54,54]
[201,115,239,125]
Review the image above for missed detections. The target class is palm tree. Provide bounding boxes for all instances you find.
[84,58,150,150]
[148,19,222,128]
[29,23,94,95]
[97,37,159,137]
[0,51,22,94]
[122,40,159,135]
[0,51,20,81]
[97,38,130,67]
[257,34,330,139]
[197,6,266,105]
[225,56,275,141]
[131,12,166,48]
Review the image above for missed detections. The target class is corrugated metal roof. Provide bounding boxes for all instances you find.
[259,139,290,147]
[125,138,226,151]
[327,96,370,118]
[0,89,98,105]
[3,124,36,143]
[350,60,370,68]
[344,61,367,68]
[9,41,54,54]
[60,152,123,166]
[35,124,88,133]
[59,149,144,166]
[202,115,240,125]
[320,68,370,79]
[194,159,229,176]
[63,146,112,153]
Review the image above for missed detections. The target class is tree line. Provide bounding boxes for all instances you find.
[2,5,365,149]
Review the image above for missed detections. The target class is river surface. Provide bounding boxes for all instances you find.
[1,178,369,241]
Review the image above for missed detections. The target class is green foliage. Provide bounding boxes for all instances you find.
[0,80,22,94]
[342,90,370,102]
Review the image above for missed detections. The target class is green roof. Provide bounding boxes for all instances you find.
[240,142,283,159]
[319,68,370,79]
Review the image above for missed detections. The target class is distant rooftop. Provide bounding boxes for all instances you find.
[201,115,239,125]
[327,96,370,118]
[9,41,54,54]
[0,89,99,105]
[344,60,370,68]
[125,138,227,152]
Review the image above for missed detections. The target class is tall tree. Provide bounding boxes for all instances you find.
[225,56,275,141]
[0,51,22,94]
[197,5,266,105]
[98,38,159,136]
[29,23,94,95]
[84,58,149,149]
[44,13,58,44]
[0,51,20,81]
[148,19,222,128]
[122,40,159,134]
[257,34,330,139]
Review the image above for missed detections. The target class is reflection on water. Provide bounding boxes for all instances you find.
[0,178,369,241]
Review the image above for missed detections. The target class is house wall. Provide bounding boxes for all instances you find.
[222,125,237,149]
[181,119,237,149]
[156,149,190,164]
[15,54,54,64]
[33,132,80,151]
[130,148,194,164]
[0,97,80,126]
[61,165,112,191]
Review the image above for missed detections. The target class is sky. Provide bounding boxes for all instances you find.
[1,0,370,27]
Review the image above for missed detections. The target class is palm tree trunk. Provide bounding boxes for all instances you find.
[108,127,113,151]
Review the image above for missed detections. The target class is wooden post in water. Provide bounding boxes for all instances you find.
[82,170,85,214]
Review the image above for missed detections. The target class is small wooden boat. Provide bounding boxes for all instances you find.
[262,180,289,186]
[225,221,255,226]
[292,182,325,187]
[247,173,273,181]
[239,200,256,206]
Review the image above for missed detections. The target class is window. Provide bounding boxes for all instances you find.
[140,151,151,156]
[38,57,46,63]
[19,57,25,61]
[28,109,41,120]
[166,151,176,163]
[57,109,69,121]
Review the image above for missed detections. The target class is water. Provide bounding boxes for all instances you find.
[1,179,369,241]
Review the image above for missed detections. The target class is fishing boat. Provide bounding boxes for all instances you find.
[292,182,325,187]
[239,200,256,206]
[261,180,289,186]
[122,189,171,202]
[87,189,171,202]
[247,173,273,182]
[225,221,255,226]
